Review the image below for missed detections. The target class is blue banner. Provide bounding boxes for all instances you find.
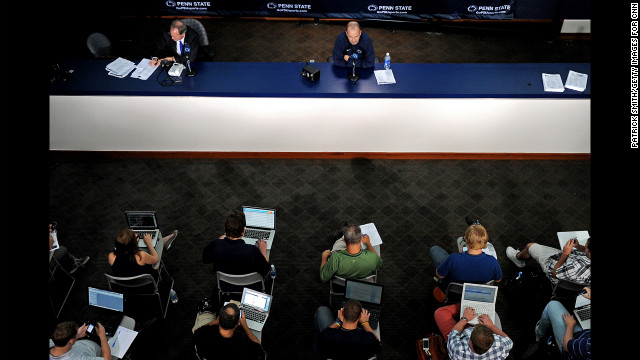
[151,0,515,20]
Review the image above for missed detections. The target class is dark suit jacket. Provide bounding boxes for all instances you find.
[154,26,200,64]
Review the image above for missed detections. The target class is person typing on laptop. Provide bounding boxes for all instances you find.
[534,287,591,359]
[446,306,513,360]
[49,321,110,359]
[314,299,381,360]
[319,223,382,283]
[108,228,178,281]
[203,210,271,293]
[192,302,264,360]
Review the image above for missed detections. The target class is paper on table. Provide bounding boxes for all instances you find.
[542,73,565,92]
[105,57,136,78]
[564,70,588,92]
[50,232,59,252]
[360,223,383,248]
[131,58,159,80]
[557,231,590,249]
[107,326,138,358]
[374,69,396,85]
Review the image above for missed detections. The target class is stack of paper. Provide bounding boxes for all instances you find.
[374,69,396,85]
[107,326,138,358]
[105,57,136,78]
[564,70,588,92]
[542,70,588,93]
[542,73,565,92]
[130,58,159,80]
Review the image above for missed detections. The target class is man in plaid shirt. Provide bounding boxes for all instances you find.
[506,237,591,286]
[446,306,513,359]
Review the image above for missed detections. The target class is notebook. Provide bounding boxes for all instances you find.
[573,292,591,329]
[83,287,125,336]
[242,206,276,250]
[460,283,498,325]
[239,287,273,331]
[125,211,160,249]
[343,279,384,330]
[557,231,590,249]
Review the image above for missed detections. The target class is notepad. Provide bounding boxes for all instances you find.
[130,58,159,80]
[107,326,138,358]
[374,70,396,85]
[564,70,588,92]
[542,73,565,92]
[360,223,383,248]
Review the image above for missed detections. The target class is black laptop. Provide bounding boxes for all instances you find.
[342,278,384,329]
[82,287,125,336]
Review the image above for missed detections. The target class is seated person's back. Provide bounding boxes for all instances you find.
[108,228,159,281]
[193,324,263,360]
[436,224,502,288]
[318,327,380,360]
[320,224,382,283]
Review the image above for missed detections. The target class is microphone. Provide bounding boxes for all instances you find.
[348,52,359,83]
[184,43,197,77]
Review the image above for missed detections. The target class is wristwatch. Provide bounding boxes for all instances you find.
[460,316,468,322]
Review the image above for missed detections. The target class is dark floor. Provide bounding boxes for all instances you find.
[48,156,591,360]
[46,16,592,360]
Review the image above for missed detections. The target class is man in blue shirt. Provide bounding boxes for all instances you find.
[332,21,376,68]
[535,288,591,360]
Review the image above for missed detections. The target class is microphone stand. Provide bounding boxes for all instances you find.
[185,56,197,77]
[348,57,359,84]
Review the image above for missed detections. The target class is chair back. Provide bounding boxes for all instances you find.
[86,32,112,58]
[216,271,266,304]
[180,18,209,46]
[104,272,172,319]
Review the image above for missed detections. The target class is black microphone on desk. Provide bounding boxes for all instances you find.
[184,43,197,77]
[348,52,359,83]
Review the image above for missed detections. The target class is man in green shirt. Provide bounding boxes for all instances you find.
[320,223,382,282]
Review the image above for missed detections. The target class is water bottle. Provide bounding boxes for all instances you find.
[170,289,178,303]
[384,53,391,69]
[269,264,277,279]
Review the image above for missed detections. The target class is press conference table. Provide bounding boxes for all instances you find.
[49,60,590,153]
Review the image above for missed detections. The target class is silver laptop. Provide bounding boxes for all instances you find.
[242,206,276,250]
[573,293,591,329]
[125,211,160,249]
[460,283,498,325]
[239,287,273,331]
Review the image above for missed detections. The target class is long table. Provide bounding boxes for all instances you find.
[50,61,590,154]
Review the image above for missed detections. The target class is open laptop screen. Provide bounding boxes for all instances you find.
[345,280,383,305]
[125,211,158,230]
[243,207,275,229]
[242,288,271,312]
[463,284,496,303]
[88,287,124,312]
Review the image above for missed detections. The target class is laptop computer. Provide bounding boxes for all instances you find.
[125,211,160,249]
[573,292,591,329]
[460,283,498,325]
[343,279,384,330]
[83,287,125,336]
[242,206,276,250]
[239,287,273,331]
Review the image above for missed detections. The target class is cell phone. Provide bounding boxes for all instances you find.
[422,337,430,354]
[463,246,468,252]
[86,324,94,334]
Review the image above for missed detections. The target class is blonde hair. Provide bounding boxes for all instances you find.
[464,224,488,250]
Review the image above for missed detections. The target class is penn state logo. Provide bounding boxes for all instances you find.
[267,2,277,9]
[166,1,176,7]
[467,5,477,12]
[368,4,378,11]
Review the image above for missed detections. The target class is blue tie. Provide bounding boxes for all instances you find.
[179,41,183,55]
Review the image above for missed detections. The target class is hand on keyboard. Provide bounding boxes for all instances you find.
[359,308,371,325]
[462,306,477,322]
[477,314,494,327]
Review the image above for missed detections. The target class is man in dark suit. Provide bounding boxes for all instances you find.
[150,19,200,67]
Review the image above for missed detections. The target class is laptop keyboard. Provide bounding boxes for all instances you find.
[242,306,267,324]
[462,304,493,318]
[244,229,271,239]
[575,306,591,320]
